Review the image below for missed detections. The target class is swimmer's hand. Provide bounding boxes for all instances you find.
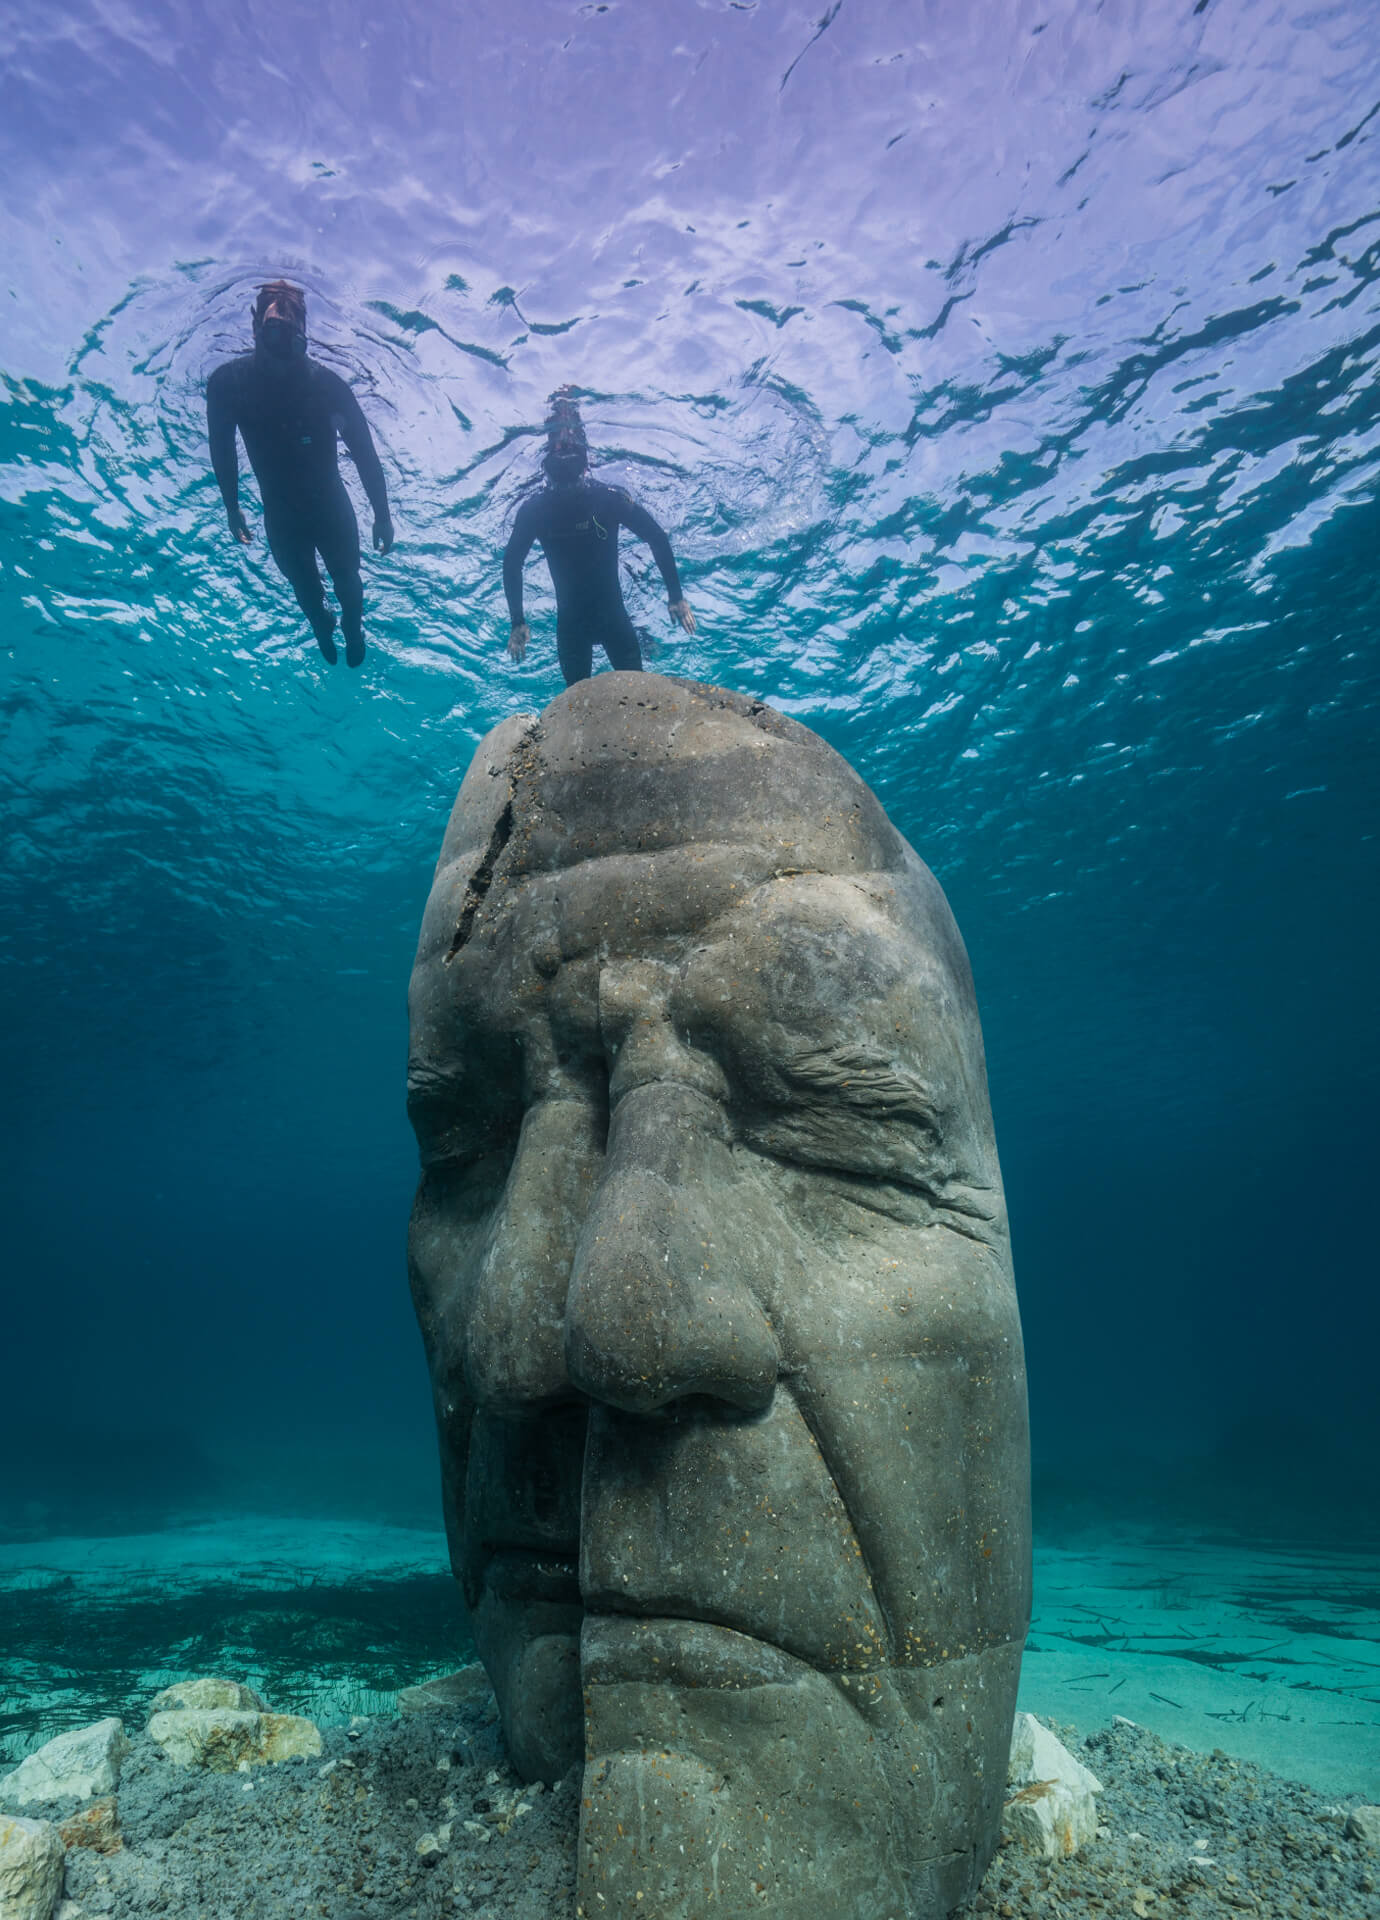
[669,597,696,634]
[227,507,253,546]
[373,512,394,555]
[508,621,530,664]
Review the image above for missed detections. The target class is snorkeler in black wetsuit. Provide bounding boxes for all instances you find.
[502,389,695,685]
[206,281,393,668]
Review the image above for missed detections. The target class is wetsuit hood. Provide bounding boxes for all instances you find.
[252,280,308,361]
[541,384,589,483]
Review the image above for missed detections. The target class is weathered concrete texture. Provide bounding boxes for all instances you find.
[408,674,1031,1918]
[0,1722,129,1809]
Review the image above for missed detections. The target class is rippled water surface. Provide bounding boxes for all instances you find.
[2,2,1378,1514]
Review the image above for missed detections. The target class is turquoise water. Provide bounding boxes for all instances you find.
[1,0,1378,1784]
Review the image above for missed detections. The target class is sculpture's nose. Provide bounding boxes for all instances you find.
[564,1082,779,1416]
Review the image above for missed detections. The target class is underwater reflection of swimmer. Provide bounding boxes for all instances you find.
[206,281,393,668]
[502,388,695,686]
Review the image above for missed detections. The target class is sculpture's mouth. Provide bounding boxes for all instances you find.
[475,1545,581,1612]
[581,1611,874,1704]
[476,1543,871,1695]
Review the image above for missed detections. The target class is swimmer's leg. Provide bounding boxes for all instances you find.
[264,513,337,662]
[557,625,596,687]
[602,620,644,673]
[317,488,365,667]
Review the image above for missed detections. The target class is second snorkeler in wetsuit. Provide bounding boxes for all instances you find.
[206,281,393,667]
[503,391,694,685]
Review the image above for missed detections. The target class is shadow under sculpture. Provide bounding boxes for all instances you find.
[407,673,1030,1919]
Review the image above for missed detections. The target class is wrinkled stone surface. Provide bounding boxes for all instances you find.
[1003,1712,1103,1860]
[0,1813,64,1920]
[408,674,1031,1918]
[54,1801,120,1857]
[146,1678,266,1719]
[146,1710,321,1771]
[1,1722,129,1807]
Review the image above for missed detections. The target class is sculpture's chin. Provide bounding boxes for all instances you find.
[499,1629,584,1781]
[471,1555,584,1783]
[578,1614,1019,1920]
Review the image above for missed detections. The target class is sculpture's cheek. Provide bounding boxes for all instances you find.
[581,1387,888,1671]
[789,1341,1031,1663]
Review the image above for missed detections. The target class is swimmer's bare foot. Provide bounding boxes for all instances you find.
[312,613,338,664]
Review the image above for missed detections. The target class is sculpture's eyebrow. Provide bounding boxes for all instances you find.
[769,1043,939,1128]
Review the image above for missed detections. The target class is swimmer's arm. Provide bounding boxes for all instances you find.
[502,502,540,628]
[618,494,695,631]
[332,378,393,552]
[206,370,250,543]
[502,504,542,664]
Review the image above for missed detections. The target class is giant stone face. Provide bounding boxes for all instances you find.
[408,675,1030,1919]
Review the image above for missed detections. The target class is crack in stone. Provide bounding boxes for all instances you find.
[446,799,514,961]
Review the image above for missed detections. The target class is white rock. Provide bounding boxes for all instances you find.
[1002,1712,1103,1861]
[1346,1804,1380,1847]
[146,1709,321,1771]
[146,1678,266,1719]
[55,1903,87,1920]
[1,1722,130,1807]
[398,1669,493,1717]
[0,1813,64,1920]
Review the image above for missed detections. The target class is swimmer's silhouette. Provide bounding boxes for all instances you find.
[206,281,393,667]
[502,389,694,685]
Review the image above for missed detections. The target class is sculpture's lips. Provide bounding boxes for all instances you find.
[582,1612,830,1693]
[479,1546,581,1609]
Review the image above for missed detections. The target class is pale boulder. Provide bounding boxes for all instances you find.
[145,1678,266,1718]
[55,1800,120,1857]
[147,1710,321,1771]
[0,1722,130,1807]
[0,1813,64,1920]
[1002,1712,1103,1861]
[398,1670,493,1718]
[1346,1804,1380,1847]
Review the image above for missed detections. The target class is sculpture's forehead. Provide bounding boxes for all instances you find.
[423,677,982,1082]
[511,677,904,880]
[514,855,920,966]
[466,857,976,1078]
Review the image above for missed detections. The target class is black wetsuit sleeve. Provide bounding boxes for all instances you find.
[502,499,542,624]
[206,366,241,516]
[616,493,684,601]
[330,375,390,519]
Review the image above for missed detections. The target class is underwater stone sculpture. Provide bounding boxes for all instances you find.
[407,674,1030,1919]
